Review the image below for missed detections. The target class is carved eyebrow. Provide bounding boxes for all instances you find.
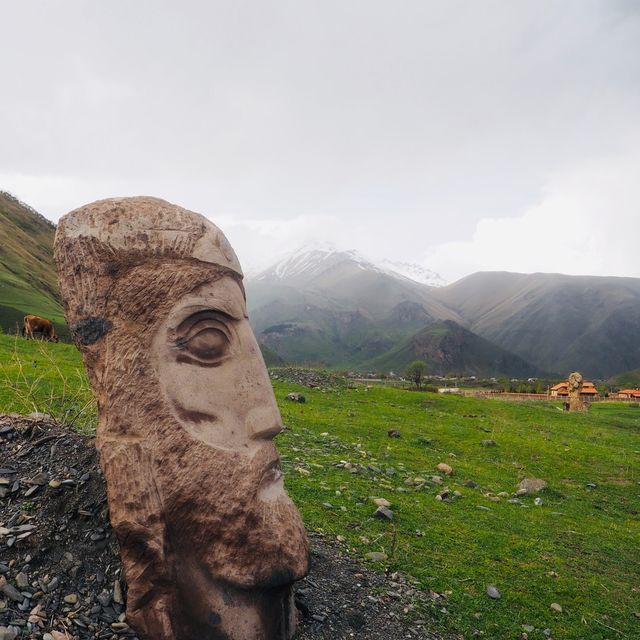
[176,309,235,338]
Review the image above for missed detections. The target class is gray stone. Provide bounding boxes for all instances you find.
[46,576,59,591]
[518,478,548,494]
[0,579,22,602]
[481,439,497,447]
[486,585,501,599]
[14,573,28,589]
[374,506,394,520]
[365,551,388,562]
[97,589,111,607]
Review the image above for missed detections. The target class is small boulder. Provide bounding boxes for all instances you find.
[481,439,497,447]
[365,551,388,562]
[372,497,391,508]
[550,602,563,613]
[374,506,394,520]
[286,392,306,403]
[387,429,401,438]
[517,478,548,494]
[486,584,501,599]
[436,462,453,475]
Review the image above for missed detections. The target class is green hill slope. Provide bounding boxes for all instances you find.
[0,191,66,337]
[606,368,640,390]
[434,271,640,378]
[367,319,544,377]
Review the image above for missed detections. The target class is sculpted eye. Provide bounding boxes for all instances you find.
[174,311,233,367]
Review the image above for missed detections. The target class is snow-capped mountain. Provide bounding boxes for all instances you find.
[250,244,446,287]
[252,245,377,282]
[379,259,447,287]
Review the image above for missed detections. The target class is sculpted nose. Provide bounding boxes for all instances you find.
[246,401,284,441]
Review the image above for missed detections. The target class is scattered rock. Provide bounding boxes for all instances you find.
[463,480,478,488]
[481,439,497,447]
[518,478,548,494]
[1,413,448,640]
[286,392,306,403]
[534,497,543,506]
[372,497,391,508]
[14,572,28,589]
[486,585,501,599]
[364,551,388,562]
[373,506,394,521]
[550,602,563,613]
[387,429,401,438]
[436,463,453,475]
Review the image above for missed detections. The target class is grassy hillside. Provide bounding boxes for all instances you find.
[607,368,640,390]
[259,342,286,366]
[0,192,66,338]
[1,334,639,638]
[366,320,543,377]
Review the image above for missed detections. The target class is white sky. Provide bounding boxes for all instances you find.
[1,0,639,281]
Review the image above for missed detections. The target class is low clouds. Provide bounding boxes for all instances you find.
[424,151,640,281]
[1,1,639,280]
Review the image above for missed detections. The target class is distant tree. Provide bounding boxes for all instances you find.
[406,360,427,389]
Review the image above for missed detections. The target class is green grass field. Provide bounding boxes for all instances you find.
[1,335,638,639]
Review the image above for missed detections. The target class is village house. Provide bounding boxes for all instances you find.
[549,380,599,399]
[617,388,640,399]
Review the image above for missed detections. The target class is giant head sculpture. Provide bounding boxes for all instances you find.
[54,197,309,640]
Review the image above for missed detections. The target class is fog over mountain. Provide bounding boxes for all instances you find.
[246,247,640,377]
[2,190,639,378]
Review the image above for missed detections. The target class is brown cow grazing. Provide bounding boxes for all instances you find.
[23,315,59,342]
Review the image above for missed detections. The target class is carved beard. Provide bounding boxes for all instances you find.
[148,410,309,590]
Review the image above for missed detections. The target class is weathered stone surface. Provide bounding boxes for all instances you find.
[54,197,309,640]
[518,477,548,494]
[568,371,587,412]
[436,462,453,475]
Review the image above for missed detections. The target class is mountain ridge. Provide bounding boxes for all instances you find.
[1,195,638,378]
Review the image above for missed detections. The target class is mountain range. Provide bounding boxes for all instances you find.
[2,193,639,379]
[247,248,640,378]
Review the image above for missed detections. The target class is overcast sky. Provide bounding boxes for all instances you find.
[1,1,639,281]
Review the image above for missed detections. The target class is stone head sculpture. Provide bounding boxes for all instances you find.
[567,371,585,412]
[54,197,309,640]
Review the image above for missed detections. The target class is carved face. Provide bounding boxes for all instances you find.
[152,276,283,459]
[54,198,308,640]
[145,273,308,591]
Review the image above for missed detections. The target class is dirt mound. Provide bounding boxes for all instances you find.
[0,415,445,639]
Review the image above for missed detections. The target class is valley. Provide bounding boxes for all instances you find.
[2,193,640,380]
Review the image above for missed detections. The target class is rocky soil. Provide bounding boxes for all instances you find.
[269,367,347,391]
[0,415,448,640]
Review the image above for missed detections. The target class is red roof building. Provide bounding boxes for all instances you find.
[550,380,599,398]
[617,389,640,399]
